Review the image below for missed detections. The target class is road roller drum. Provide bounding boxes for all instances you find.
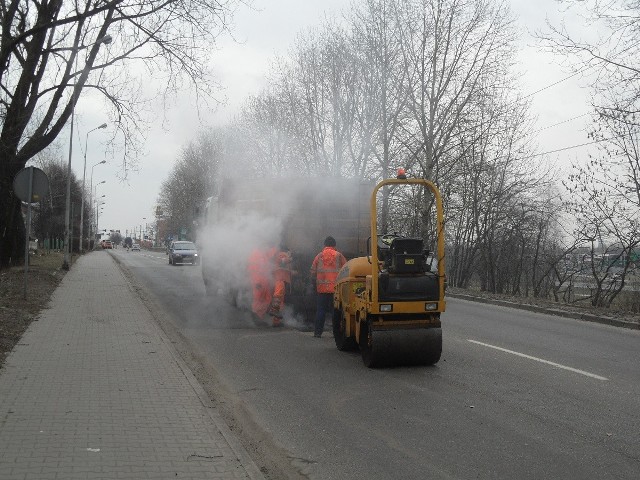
[360,324,442,367]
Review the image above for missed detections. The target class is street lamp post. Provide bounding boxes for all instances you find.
[88,161,106,247]
[79,124,107,253]
[62,33,112,270]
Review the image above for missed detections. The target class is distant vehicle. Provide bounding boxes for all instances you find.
[131,243,141,251]
[168,241,199,265]
[124,237,133,249]
[102,240,113,249]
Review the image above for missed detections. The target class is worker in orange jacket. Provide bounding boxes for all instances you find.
[247,247,276,320]
[310,236,346,338]
[268,245,293,327]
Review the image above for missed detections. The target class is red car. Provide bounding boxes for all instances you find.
[101,240,113,249]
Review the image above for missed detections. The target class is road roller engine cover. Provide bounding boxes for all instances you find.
[332,170,446,368]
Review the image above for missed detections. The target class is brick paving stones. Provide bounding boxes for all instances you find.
[0,252,264,480]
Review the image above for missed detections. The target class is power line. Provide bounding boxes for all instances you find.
[521,66,590,100]
[518,134,633,161]
[534,113,591,133]
[523,139,602,159]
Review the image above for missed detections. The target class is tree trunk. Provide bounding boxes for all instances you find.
[0,179,26,268]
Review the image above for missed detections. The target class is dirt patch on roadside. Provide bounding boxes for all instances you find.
[0,252,67,369]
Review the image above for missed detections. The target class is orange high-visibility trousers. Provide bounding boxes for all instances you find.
[270,250,292,325]
[252,281,272,319]
[248,248,274,319]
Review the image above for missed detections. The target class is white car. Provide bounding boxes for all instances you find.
[131,244,141,251]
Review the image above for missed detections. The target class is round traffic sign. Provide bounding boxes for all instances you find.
[13,167,49,203]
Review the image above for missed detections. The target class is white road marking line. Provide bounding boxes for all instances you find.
[468,339,609,381]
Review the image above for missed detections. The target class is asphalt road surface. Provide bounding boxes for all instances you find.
[114,248,640,480]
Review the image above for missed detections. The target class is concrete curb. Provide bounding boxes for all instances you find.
[448,293,640,330]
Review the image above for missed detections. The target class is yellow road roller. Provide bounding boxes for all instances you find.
[332,170,446,367]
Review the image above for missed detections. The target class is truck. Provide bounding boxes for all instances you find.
[198,176,373,327]
[332,171,446,367]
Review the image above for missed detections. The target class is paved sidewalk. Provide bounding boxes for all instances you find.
[0,252,265,480]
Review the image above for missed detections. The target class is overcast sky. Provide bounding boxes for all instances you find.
[72,0,596,239]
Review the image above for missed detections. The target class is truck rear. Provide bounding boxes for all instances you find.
[199,176,372,326]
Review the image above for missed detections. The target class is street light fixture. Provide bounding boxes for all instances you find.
[62,33,112,270]
[94,181,106,241]
[88,160,106,246]
[96,201,106,236]
[90,161,106,192]
[79,123,107,253]
[94,179,106,195]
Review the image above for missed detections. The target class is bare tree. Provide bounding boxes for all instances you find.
[28,152,84,250]
[539,1,640,212]
[564,154,640,307]
[349,0,410,231]
[157,130,222,241]
[396,0,517,180]
[585,108,640,210]
[238,19,375,179]
[285,23,365,177]
[1,0,243,268]
[235,84,310,177]
[538,0,640,306]
[442,81,545,293]
[539,1,640,113]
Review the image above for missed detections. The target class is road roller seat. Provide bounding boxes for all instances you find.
[388,237,426,274]
[376,234,395,267]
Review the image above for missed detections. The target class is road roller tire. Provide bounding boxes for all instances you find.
[360,321,442,368]
[333,308,357,351]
